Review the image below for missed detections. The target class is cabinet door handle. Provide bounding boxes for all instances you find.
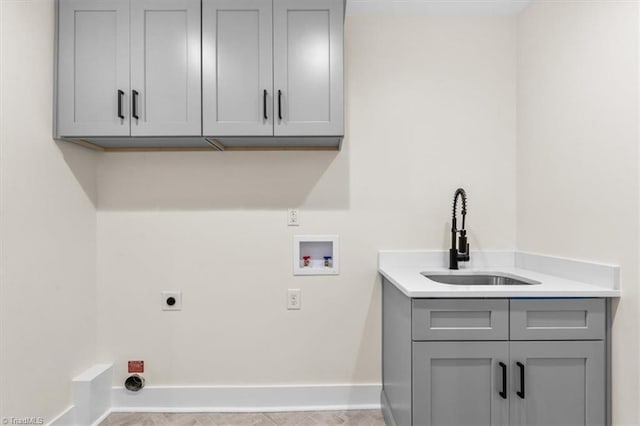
[516,362,525,399]
[278,89,282,121]
[117,90,125,119]
[132,90,139,120]
[499,362,507,399]
[263,89,268,120]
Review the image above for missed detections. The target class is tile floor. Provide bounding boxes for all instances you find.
[100,410,386,425]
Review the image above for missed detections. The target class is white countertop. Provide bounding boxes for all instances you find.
[379,251,621,298]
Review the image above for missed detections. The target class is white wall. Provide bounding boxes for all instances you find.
[0,0,98,422]
[517,1,639,424]
[6,2,636,421]
[95,16,517,386]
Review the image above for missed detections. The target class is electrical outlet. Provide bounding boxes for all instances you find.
[287,209,300,226]
[161,291,182,311]
[287,289,301,310]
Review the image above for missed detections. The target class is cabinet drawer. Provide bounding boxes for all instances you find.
[412,299,508,341]
[510,299,605,340]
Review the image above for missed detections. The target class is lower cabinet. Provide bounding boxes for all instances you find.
[413,341,509,426]
[381,279,609,426]
[412,341,604,426]
[509,341,605,426]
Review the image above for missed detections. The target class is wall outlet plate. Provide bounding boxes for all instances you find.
[287,209,300,226]
[287,289,301,310]
[161,291,182,311]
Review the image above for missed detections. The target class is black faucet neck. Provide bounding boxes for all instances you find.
[450,188,470,270]
[452,188,467,231]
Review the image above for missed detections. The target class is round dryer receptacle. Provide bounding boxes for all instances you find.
[124,374,145,392]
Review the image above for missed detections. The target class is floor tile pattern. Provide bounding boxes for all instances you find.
[100,410,386,425]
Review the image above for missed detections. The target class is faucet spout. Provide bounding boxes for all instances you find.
[450,188,470,270]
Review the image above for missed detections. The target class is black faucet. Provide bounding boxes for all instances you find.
[449,188,470,270]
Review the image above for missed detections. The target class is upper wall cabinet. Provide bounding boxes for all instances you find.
[202,0,273,137]
[130,0,201,136]
[56,0,131,137]
[55,0,344,150]
[202,0,344,140]
[273,0,344,137]
[55,0,202,140]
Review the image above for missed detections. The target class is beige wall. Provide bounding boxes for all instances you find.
[0,0,98,422]
[517,1,640,424]
[4,2,639,422]
[95,16,518,385]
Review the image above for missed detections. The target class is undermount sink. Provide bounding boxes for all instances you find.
[421,272,540,286]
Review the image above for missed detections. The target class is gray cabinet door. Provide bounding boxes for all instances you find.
[202,0,273,136]
[413,341,509,426]
[57,0,130,137]
[130,0,201,136]
[510,341,605,426]
[273,0,344,136]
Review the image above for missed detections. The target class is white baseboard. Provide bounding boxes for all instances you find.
[48,405,75,426]
[50,367,381,424]
[90,409,113,426]
[111,384,382,413]
[49,364,113,426]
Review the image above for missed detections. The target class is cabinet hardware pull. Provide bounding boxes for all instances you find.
[499,362,507,399]
[132,90,139,120]
[117,90,125,119]
[263,89,268,120]
[516,362,525,399]
[278,89,282,121]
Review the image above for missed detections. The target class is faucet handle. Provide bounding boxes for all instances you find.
[458,233,469,255]
[459,241,470,262]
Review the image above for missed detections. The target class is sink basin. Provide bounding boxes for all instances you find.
[421,272,540,286]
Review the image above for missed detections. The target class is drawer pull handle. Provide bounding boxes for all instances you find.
[516,361,525,399]
[117,90,125,119]
[263,89,268,120]
[132,90,139,120]
[499,362,507,399]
